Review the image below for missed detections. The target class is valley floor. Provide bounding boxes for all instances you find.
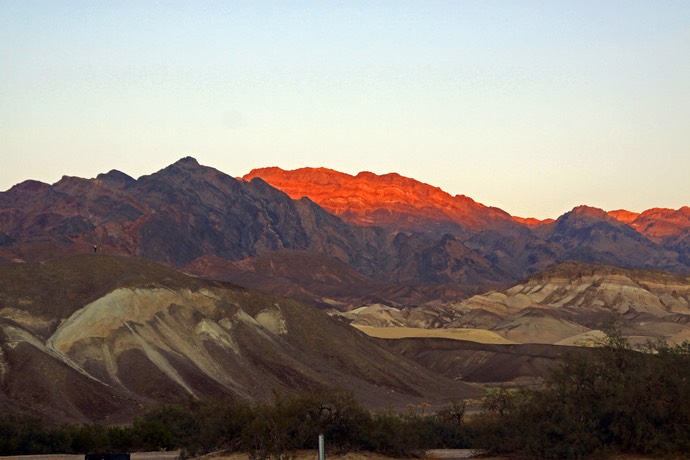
[0,450,669,460]
[0,453,179,460]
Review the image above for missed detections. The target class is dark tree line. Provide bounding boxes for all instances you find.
[0,389,468,458]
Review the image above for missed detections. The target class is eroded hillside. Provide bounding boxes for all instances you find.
[339,262,690,346]
[0,254,478,423]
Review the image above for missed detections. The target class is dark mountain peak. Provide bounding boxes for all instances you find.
[552,205,621,232]
[8,179,50,193]
[1,180,51,207]
[139,157,237,192]
[2,180,50,205]
[96,169,136,187]
[53,175,95,193]
[552,205,639,236]
[174,156,200,167]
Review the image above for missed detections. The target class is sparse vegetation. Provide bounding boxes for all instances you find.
[0,390,469,458]
[4,326,690,459]
[468,322,690,459]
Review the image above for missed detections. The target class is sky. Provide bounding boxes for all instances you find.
[1,1,689,219]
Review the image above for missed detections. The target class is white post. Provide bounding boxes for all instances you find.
[318,433,325,460]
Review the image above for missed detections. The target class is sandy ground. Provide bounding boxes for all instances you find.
[0,453,180,460]
[0,450,666,460]
[194,451,486,460]
[0,451,495,460]
[187,450,670,460]
[354,326,514,345]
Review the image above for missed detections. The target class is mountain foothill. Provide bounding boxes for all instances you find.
[1,157,689,422]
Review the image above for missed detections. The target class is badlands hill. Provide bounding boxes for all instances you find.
[0,254,478,423]
[339,262,690,346]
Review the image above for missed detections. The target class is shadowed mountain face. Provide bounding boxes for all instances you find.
[0,158,373,268]
[534,206,684,270]
[0,254,478,423]
[1,158,689,309]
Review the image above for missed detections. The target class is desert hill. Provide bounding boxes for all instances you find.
[340,261,690,346]
[379,337,580,385]
[0,254,478,423]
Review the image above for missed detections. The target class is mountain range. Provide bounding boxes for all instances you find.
[2,158,688,307]
[2,157,690,422]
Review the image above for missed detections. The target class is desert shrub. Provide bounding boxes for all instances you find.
[106,425,137,453]
[240,389,372,460]
[70,423,113,454]
[242,392,311,460]
[433,398,469,448]
[131,405,192,451]
[184,397,252,455]
[0,414,50,455]
[362,411,425,458]
[0,390,473,457]
[470,323,690,459]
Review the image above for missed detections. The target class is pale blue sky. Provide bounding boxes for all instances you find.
[1,1,689,218]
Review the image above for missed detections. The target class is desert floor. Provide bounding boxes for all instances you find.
[0,450,668,460]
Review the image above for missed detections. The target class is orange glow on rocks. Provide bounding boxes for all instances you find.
[243,167,518,233]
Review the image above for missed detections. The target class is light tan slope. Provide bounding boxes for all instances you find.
[354,325,515,344]
[343,262,690,345]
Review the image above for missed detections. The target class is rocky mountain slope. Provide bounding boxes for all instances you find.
[0,157,374,269]
[0,254,478,423]
[242,167,520,236]
[609,206,690,245]
[245,166,690,282]
[1,158,689,309]
[0,158,512,303]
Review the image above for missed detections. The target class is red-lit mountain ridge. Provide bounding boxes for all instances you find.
[243,167,689,247]
[243,167,520,236]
